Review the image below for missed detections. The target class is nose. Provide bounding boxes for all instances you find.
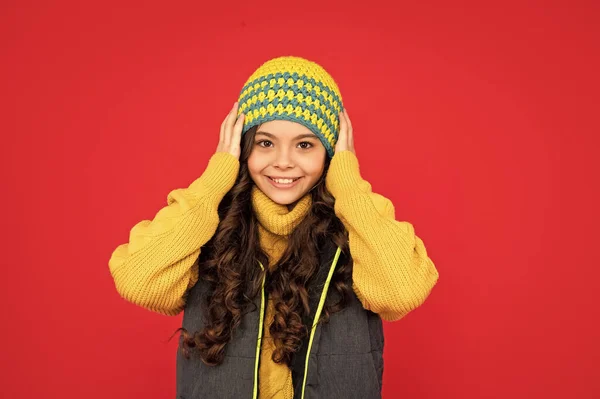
[273,148,294,169]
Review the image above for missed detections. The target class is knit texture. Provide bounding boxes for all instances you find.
[108,150,439,398]
[236,56,344,157]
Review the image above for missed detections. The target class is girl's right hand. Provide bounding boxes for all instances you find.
[216,102,245,160]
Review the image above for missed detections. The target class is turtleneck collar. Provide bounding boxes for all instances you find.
[251,184,312,236]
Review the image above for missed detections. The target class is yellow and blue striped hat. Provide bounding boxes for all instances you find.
[236,56,344,157]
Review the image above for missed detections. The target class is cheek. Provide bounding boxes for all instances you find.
[306,151,326,170]
[299,158,326,178]
[247,155,264,178]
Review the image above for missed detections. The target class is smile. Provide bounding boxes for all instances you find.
[267,176,303,188]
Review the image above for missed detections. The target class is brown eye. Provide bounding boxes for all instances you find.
[298,141,313,149]
[257,140,273,148]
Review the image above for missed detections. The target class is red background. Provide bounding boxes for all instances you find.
[2,0,599,398]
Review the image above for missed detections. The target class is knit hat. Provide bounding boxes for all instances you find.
[236,56,344,157]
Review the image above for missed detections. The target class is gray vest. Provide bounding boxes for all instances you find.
[176,239,384,399]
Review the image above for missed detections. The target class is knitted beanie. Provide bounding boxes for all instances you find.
[236,56,344,157]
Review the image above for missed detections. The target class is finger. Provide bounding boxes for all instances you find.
[344,108,353,130]
[220,116,226,142]
[338,110,347,144]
[344,109,353,144]
[343,110,354,151]
[232,112,245,150]
[224,102,239,144]
[220,106,233,142]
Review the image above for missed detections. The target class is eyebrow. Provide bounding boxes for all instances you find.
[255,131,317,140]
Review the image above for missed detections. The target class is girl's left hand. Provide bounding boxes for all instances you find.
[334,109,355,155]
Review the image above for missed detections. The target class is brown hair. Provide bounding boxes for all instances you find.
[171,125,354,367]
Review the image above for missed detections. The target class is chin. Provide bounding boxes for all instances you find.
[265,190,303,206]
[259,184,307,206]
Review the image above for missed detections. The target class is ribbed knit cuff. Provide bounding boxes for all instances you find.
[326,150,372,198]
[188,151,240,198]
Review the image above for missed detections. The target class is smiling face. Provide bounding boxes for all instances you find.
[247,120,327,209]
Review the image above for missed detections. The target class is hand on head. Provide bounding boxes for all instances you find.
[334,109,355,156]
[216,102,245,160]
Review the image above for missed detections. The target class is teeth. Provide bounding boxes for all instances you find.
[271,178,297,184]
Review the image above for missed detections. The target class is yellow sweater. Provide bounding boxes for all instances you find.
[108,150,439,399]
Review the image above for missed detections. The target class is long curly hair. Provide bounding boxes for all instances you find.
[172,125,354,367]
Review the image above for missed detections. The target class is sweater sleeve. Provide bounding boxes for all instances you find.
[108,152,240,316]
[325,150,439,322]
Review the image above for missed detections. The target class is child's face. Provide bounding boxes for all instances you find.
[248,120,327,208]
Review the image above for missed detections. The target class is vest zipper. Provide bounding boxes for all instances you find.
[300,246,342,399]
[252,247,341,399]
[252,262,267,399]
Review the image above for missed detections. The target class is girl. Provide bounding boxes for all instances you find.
[108,56,439,399]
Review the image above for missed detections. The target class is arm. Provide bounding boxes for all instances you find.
[108,152,239,316]
[326,150,439,322]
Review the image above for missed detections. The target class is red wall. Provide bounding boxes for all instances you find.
[2,0,598,397]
